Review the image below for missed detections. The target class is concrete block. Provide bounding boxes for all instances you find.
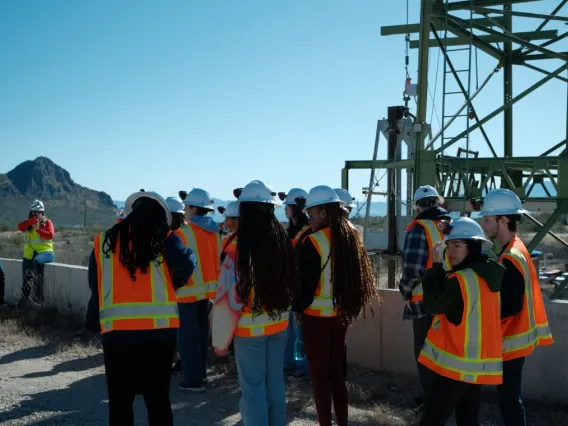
[347,297,382,370]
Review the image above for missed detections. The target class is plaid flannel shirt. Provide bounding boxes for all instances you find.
[399,222,431,320]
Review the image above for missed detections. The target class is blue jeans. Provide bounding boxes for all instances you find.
[498,357,527,426]
[20,251,56,303]
[177,300,209,386]
[234,331,287,426]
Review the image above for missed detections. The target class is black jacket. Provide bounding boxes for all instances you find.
[499,239,526,319]
[422,254,504,325]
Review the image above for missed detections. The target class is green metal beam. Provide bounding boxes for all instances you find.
[447,14,568,61]
[437,0,541,12]
[523,63,568,83]
[526,201,567,252]
[408,30,557,49]
[444,21,504,60]
[380,17,506,36]
[435,61,568,155]
[523,51,568,61]
[344,160,415,170]
[524,213,568,249]
[540,140,568,156]
[473,6,568,22]
[414,0,435,190]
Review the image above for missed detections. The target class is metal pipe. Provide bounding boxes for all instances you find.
[363,120,381,247]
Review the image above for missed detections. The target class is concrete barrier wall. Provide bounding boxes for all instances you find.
[1,257,566,403]
[1,258,90,316]
[347,289,568,404]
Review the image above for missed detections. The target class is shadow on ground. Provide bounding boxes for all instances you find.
[18,353,104,378]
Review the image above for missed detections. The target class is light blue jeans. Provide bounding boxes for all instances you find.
[234,331,287,426]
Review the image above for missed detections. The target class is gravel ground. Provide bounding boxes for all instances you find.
[1,311,567,426]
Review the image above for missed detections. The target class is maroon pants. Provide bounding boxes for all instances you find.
[302,315,348,426]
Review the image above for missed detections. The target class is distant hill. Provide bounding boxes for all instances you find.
[0,157,116,227]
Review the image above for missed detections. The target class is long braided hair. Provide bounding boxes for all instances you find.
[322,203,376,325]
[102,197,170,280]
[287,204,309,239]
[236,202,299,319]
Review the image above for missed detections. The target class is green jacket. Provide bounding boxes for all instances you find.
[422,254,504,326]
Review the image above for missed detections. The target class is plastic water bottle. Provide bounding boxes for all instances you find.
[294,324,306,362]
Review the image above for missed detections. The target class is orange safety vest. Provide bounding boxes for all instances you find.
[175,222,221,303]
[93,232,179,333]
[221,231,235,252]
[221,237,289,337]
[291,225,311,248]
[304,227,338,318]
[418,268,503,385]
[498,236,553,360]
[405,219,451,304]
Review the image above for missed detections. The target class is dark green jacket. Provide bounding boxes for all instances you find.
[422,254,504,326]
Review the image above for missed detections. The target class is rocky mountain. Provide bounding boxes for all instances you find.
[0,157,116,227]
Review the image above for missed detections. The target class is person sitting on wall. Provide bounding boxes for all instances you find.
[17,200,55,308]
[0,260,6,308]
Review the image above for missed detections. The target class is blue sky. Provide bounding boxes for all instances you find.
[1,1,566,203]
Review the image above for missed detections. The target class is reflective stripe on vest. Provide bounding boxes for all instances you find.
[408,220,451,304]
[235,311,289,338]
[176,223,219,302]
[23,227,54,260]
[418,269,503,385]
[95,233,179,333]
[498,237,553,360]
[304,228,336,317]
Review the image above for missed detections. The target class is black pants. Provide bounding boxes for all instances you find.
[498,357,527,426]
[103,338,176,426]
[413,315,437,397]
[0,261,5,304]
[420,374,482,426]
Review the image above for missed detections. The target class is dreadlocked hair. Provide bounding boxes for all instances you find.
[102,198,170,281]
[287,204,309,239]
[323,203,376,325]
[236,202,299,319]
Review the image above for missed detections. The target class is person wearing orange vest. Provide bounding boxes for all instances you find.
[279,187,311,379]
[480,189,554,426]
[84,191,196,426]
[17,200,56,308]
[177,188,221,392]
[219,200,239,252]
[212,180,298,426]
[398,185,451,407]
[418,217,504,426]
[166,196,189,376]
[294,185,376,426]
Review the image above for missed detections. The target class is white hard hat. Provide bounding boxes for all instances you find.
[282,188,308,206]
[444,217,492,250]
[183,188,214,211]
[478,189,528,217]
[30,200,45,212]
[166,197,185,214]
[115,208,126,219]
[238,180,281,205]
[303,185,346,212]
[414,185,443,204]
[334,188,357,209]
[125,191,172,227]
[224,201,239,217]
